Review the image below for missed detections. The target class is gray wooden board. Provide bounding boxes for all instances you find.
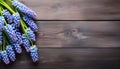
[36,21,120,47]
[19,0,120,20]
[0,48,120,69]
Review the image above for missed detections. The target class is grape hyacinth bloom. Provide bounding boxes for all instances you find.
[5,24,18,42]
[12,12,20,27]
[12,0,36,18]
[10,36,22,54]
[1,51,10,64]
[6,45,16,61]
[2,9,12,23]
[30,45,39,62]
[23,16,38,32]
[0,32,2,45]
[26,28,36,41]
[0,16,5,31]
[16,32,23,45]
[22,34,31,52]
[13,43,22,54]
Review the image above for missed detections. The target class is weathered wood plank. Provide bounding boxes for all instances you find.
[36,21,120,47]
[20,0,120,20]
[1,48,120,69]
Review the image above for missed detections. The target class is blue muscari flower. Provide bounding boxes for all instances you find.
[0,16,5,31]
[10,39,22,54]
[1,51,10,64]
[23,16,38,32]
[30,45,39,62]
[26,28,36,41]
[15,32,23,45]
[5,24,18,42]
[12,12,20,27]
[6,45,16,62]
[11,23,20,33]
[0,32,2,45]
[12,0,36,18]
[2,9,12,23]
[22,34,31,52]
[12,43,22,54]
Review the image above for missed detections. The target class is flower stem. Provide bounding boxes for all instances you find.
[0,1,15,14]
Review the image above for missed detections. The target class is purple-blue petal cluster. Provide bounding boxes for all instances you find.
[0,32,2,45]
[23,16,38,32]
[6,45,16,61]
[26,28,36,41]
[12,43,22,54]
[1,51,10,64]
[12,12,20,27]
[2,9,12,23]
[30,45,39,62]
[12,0,36,18]
[22,34,31,52]
[5,24,18,42]
[0,16,5,31]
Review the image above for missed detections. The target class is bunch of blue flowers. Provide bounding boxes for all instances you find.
[0,0,39,64]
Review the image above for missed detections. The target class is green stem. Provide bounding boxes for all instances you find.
[0,1,15,14]
[4,34,9,45]
[20,19,34,46]
[0,45,2,51]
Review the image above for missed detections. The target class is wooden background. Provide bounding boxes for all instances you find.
[1,0,120,69]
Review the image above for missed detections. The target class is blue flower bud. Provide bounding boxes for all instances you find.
[5,24,18,42]
[12,43,22,54]
[2,9,12,23]
[23,16,38,32]
[26,28,36,41]
[12,0,36,18]
[30,45,39,62]
[12,12,20,27]
[0,32,2,45]
[22,34,31,52]
[0,16,5,31]
[6,45,16,62]
[1,51,10,64]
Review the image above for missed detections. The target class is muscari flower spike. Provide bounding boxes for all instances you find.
[12,12,20,27]
[12,0,36,18]
[1,51,10,64]
[6,45,16,62]
[23,16,38,32]
[12,43,22,54]
[0,32,2,45]
[22,34,31,52]
[10,38,22,54]
[5,24,18,42]
[26,28,36,41]
[16,32,23,45]
[0,16,5,31]
[30,45,39,62]
[2,9,12,23]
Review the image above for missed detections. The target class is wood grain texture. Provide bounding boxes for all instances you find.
[37,21,120,47]
[19,0,120,20]
[0,21,120,69]
[1,48,120,69]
